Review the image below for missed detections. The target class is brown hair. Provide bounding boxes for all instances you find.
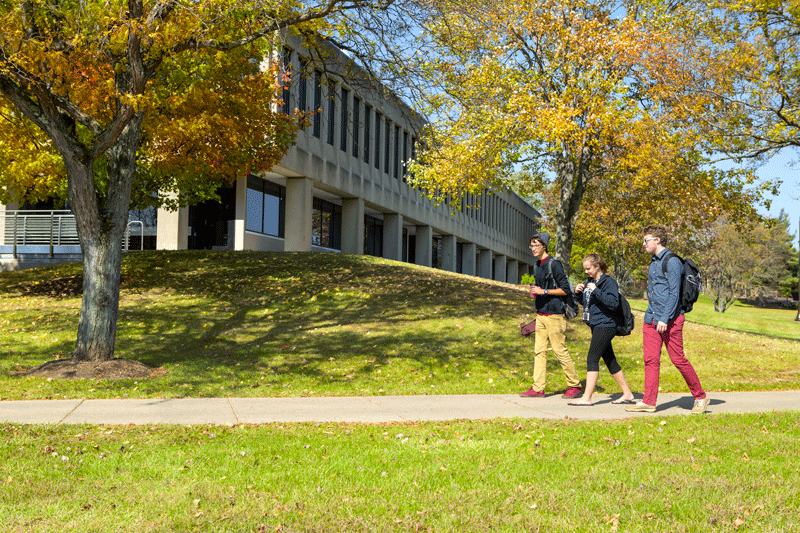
[583,252,608,274]
[643,224,669,247]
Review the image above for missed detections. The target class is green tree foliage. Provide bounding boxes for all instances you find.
[406,0,763,275]
[700,214,797,312]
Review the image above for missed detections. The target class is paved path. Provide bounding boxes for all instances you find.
[1,390,798,425]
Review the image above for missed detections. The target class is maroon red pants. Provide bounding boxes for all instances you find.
[642,314,706,406]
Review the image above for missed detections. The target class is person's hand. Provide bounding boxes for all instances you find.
[587,282,597,291]
[575,283,585,292]
[656,321,668,333]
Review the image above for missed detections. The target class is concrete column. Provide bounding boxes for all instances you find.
[383,213,403,261]
[341,198,365,255]
[441,235,457,272]
[494,254,507,282]
[284,177,314,252]
[156,192,188,250]
[0,201,12,240]
[461,242,476,276]
[415,225,433,267]
[479,249,493,280]
[233,176,247,251]
[507,259,519,285]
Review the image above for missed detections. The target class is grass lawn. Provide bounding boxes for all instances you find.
[2,251,799,532]
[1,251,799,400]
[2,412,798,532]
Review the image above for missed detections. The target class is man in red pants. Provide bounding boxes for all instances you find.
[626,225,710,414]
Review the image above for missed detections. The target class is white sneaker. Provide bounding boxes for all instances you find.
[692,397,710,414]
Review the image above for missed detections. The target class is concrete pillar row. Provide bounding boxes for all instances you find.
[441,235,457,273]
[494,254,507,283]
[462,243,477,277]
[285,177,314,252]
[507,259,519,285]
[415,225,433,267]
[479,249,493,280]
[156,192,189,250]
[341,198,365,255]
[383,213,403,261]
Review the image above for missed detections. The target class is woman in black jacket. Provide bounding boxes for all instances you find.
[568,253,636,406]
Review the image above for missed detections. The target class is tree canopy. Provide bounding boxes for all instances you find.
[405,0,762,273]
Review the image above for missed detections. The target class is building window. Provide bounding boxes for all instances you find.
[312,198,341,249]
[364,214,383,257]
[394,124,400,180]
[246,175,285,238]
[384,119,391,174]
[298,59,308,128]
[402,131,409,180]
[352,97,360,158]
[363,105,371,163]
[374,113,381,170]
[313,70,322,138]
[327,82,336,146]
[281,49,292,116]
[340,88,349,152]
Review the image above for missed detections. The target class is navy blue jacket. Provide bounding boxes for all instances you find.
[533,256,572,315]
[576,274,620,329]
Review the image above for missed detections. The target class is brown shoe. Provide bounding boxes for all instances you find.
[625,401,656,413]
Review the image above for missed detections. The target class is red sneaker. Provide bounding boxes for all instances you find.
[562,386,582,399]
[520,387,545,398]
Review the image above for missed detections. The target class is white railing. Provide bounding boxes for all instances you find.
[1,210,147,257]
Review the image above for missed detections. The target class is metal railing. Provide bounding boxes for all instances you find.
[1,210,147,257]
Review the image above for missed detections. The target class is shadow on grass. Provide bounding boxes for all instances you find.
[4,251,575,393]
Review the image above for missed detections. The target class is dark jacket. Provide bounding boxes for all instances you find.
[577,274,620,329]
[533,255,571,315]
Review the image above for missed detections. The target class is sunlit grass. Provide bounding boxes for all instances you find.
[1,412,798,532]
[1,251,799,400]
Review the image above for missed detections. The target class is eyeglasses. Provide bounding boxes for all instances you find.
[642,237,657,245]
[529,244,542,249]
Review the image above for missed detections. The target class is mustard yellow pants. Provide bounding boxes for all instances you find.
[532,313,580,392]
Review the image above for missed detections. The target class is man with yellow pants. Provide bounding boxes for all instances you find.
[520,232,582,399]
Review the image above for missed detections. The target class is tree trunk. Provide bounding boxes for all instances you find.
[74,235,125,360]
[69,118,142,361]
[552,148,591,277]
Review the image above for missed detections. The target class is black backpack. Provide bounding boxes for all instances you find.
[616,293,635,336]
[661,252,702,313]
[545,259,579,319]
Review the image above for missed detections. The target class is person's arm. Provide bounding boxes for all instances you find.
[594,277,620,310]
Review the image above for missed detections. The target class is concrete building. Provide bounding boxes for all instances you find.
[2,36,541,280]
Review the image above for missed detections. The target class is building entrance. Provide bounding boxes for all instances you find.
[188,187,236,250]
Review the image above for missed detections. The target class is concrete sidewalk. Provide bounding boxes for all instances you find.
[1,390,798,425]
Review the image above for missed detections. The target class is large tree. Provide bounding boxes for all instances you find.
[405,0,757,274]
[0,0,394,362]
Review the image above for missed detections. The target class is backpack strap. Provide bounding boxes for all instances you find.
[660,252,681,277]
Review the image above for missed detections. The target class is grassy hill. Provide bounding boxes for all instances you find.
[1,250,798,400]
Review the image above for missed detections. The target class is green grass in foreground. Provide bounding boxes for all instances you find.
[2,412,798,532]
[1,250,799,400]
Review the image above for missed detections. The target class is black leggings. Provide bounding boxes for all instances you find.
[586,326,622,374]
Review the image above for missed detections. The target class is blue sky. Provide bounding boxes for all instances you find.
[751,149,799,247]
